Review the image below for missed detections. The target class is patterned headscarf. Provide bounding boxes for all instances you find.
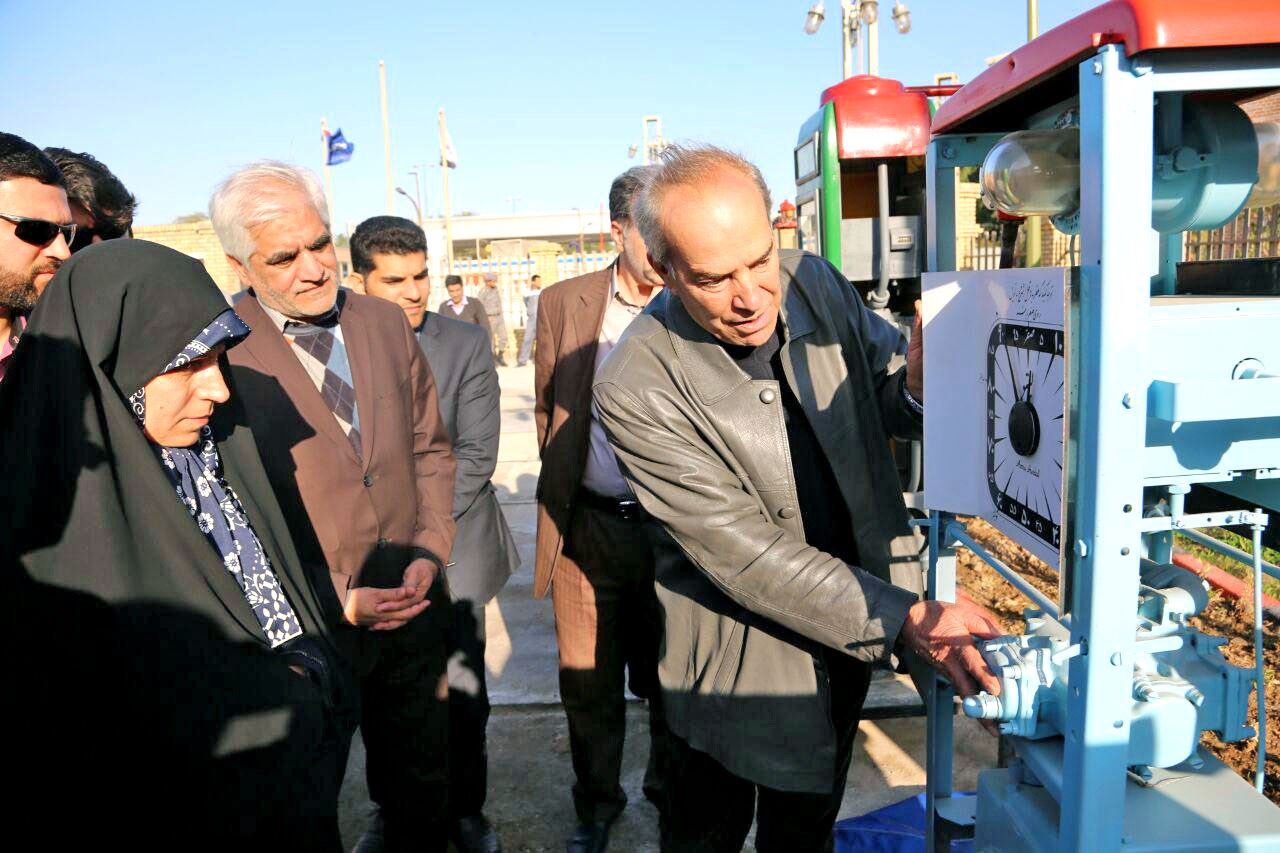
[130,309,303,648]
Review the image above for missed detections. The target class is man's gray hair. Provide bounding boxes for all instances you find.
[209,161,329,264]
[608,165,656,223]
[633,144,772,266]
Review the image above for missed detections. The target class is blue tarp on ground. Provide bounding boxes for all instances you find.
[834,793,975,852]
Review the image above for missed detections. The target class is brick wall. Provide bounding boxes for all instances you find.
[1243,91,1280,124]
[132,220,242,296]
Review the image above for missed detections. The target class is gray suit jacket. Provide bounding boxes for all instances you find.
[418,311,519,604]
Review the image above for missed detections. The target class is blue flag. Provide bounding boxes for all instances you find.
[326,129,354,166]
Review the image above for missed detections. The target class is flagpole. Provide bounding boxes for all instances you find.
[320,117,336,228]
[379,60,394,214]
[438,107,455,275]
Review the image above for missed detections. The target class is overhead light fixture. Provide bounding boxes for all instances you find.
[803,1,826,34]
[892,1,910,34]
[980,129,1081,219]
[860,0,879,25]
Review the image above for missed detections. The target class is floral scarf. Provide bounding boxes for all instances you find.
[130,309,303,648]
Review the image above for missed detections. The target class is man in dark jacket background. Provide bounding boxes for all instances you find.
[533,166,670,853]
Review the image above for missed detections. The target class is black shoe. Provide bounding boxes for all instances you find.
[351,810,385,853]
[566,819,614,853]
[452,814,501,853]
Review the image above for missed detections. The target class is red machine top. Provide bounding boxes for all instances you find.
[820,75,934,159]
[933,0,1280,134]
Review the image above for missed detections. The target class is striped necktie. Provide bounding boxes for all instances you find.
[284,311,363,457]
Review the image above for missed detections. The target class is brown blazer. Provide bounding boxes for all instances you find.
[532,265,612,598]
[226,289,457,609]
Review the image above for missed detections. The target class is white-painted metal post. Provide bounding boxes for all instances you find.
[379,60,394,214]
[867,9,879,76]
[320,117,335,229]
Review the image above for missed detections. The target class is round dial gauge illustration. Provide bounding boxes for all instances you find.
[986,321,1064,551]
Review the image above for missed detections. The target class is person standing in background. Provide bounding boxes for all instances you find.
[476,271,507,366]
[0,133,73,384]
[43,147,137,251]
[441,273,491,333]
[516,273,541,367]
[533,166,668,853]
[352,215,518,853]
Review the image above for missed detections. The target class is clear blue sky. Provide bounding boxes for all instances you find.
[1,0,1097,232]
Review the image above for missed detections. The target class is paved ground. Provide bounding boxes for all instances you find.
[338,362,998,850]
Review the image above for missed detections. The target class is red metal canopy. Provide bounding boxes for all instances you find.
[933,0,1280,134]
[820,75,933,159]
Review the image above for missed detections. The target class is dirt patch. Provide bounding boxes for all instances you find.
[955,518,1278,803]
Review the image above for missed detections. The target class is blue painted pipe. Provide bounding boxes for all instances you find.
[1178,528,1280,584]
[945,521,1060,619]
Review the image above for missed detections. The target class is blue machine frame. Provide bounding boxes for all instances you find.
[923,43,1280,852]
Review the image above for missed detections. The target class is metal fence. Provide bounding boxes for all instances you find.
[960,226,1078,270]
[962,228,1004,270]
[1185,204,1280,260]
[440,253,615,331]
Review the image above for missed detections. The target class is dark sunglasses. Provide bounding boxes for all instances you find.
[0,212,77,248]
[69,222,125,254]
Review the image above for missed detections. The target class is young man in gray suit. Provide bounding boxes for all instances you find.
[353,216,520,853]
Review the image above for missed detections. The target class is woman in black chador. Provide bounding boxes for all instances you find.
[0,240,356,847]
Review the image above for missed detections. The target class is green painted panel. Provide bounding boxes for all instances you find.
[821,101,842,267]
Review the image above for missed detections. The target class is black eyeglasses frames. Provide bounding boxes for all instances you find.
[0,212,77,249]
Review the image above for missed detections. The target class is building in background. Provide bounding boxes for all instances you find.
[133,219,352,297]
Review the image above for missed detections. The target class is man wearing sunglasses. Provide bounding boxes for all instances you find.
[0,132,73,384]
[45,148,136,253]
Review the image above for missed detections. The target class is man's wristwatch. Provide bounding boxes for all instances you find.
[902,376,924,416]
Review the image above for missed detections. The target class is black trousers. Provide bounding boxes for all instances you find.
[660,654,872,853]
[553,504,671,825]
[361,590,452,853]
[447,597,491,821]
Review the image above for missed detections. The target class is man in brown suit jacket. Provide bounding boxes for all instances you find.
[209,162,457,853]
[534,166,669,853]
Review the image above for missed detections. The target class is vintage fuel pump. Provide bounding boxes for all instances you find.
[795,74,959,497]
[794,74,955,315]
[918,1,1280,850]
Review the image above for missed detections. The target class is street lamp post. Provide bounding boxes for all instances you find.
[408,168,425,223]
[627,116,667,164]
[395,186,421,225]
[804,0,910,79]
[573,207,585,274]
[1024,0,1043,267]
